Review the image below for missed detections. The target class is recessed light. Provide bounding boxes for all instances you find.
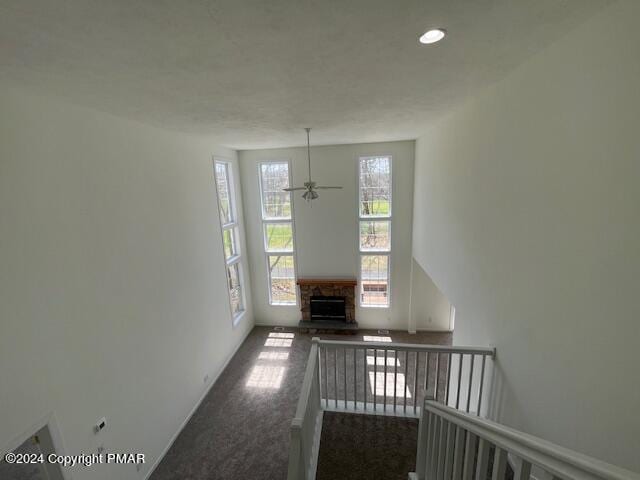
[419,29,446,45]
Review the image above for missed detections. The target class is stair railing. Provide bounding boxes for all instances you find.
[317,339,496,417]
[287,339,323,480]
[412,399,640,480]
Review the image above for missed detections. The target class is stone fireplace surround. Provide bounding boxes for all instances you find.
[297,277,358,329]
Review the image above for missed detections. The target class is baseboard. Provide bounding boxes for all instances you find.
[144,325,253,480]
[256,322,444,334]
[415,328,454,333]
[323,400,421,419]
[254,322,298,328]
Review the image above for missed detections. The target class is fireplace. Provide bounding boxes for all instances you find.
[297,278,358,330]
[310,296,346,321]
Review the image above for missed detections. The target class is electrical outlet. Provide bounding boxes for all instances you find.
[94,417,107,434]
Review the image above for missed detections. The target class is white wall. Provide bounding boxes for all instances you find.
[412,0,640,472]
[409,258,452,332]
[239,141,414,330]
[0,88,253,480]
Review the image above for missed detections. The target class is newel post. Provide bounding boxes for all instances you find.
[415,392,435,480]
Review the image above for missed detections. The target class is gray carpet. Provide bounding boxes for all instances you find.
[150,326,451,480]
[316,412,418,480]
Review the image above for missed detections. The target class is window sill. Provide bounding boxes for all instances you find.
[226,255,242,265]
[232,310,246,328]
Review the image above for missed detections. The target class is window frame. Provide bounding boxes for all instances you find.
[258,160,299,306]
[357,155,392,308]
[213,158,246,326]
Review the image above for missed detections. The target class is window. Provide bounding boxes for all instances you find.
[214,160,245,323]
[259,162,298,305]
[358,156,392,307]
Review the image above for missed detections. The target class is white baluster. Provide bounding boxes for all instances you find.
[363,347,367,410]
[446,352,452,405]
[394,349,398,413]
[334,348,338,408]
[462,432,478,480]
[513,457,532,480]
[425,352,431,393]
[353,348,357,410]
[477,355,486,416]
[374,348,378,412]
[456,353,464,409]
[444,421,456,480]
[324,347,329,408]
[466,355,475,413]
[343,348,347,409]
[437,418,447,480]
[475,439,490,480]
[491,448,508,480]
[414,351,420,415]
[434,353,441,402]
[452,426,466,480]
[384,349,388,410]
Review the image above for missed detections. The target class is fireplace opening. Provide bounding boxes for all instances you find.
[310,296,346,322]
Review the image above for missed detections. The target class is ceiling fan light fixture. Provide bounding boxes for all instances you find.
[302,190,319,201]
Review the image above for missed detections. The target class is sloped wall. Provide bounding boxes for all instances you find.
[410,258,452,332]
[412,0,640,471]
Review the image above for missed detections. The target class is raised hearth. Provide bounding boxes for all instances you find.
[297,277,358,330]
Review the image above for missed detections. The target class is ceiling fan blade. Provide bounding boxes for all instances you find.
[283,187,308,191]
[315,186,343,189]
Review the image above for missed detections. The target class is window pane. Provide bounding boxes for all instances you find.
[227,263,244,315]
[260,163,292,220]
[268,255,297,304]
[359,156,391,217]
[361,255,389,306]
[222,227,238,260]
[215,162,234,225]
[359,221,390,251]
[264,223,294,252]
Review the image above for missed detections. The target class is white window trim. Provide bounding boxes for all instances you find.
[358,155,392,309]
[213,158,246,326]
[258,160,299,306]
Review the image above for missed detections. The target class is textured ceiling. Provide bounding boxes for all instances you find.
[0,0,611,149]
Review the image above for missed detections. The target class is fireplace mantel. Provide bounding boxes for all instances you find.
[297,277,357,287]
[297,277,358,330]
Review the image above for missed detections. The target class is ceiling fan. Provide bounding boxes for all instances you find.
[284,128,342,201]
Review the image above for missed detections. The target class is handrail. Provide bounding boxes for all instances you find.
[422,400,640,480]
[316,339,496,357]
[287,339,323,480]
[292,341,319,426]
